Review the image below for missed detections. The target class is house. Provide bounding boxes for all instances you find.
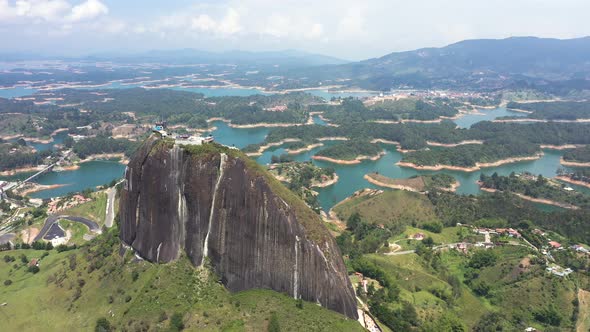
[572,244,589,253]
[28,259,39,267]
[532,229,545,236]
[413,233,425,240]
[456,242,469,253]
[507,228,521,238]
[564,187,574,191]
[549,241,562,249]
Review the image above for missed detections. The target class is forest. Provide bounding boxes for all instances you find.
[507,100,590,120]
[72,135,140,159]
[309,98,459,123]
[479,172,590,209]
[314,140,382,160]
[0,143,54,171]
[563,146,590,163]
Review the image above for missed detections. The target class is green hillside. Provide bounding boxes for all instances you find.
[0,228,363,331]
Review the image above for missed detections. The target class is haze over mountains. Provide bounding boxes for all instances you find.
[283,36,590,91]
[1,36,590,93]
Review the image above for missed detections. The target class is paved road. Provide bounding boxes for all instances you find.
[0,233,15,245]
[34,215,99,242]
[105,187,116,228]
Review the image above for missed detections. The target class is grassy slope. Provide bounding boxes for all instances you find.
[61,192,108,225]
[0,231,363,331]
[363,244,578,330]
[333,190,438,226]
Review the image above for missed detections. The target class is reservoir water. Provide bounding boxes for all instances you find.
[1,87,586,211]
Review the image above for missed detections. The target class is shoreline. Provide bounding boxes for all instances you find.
[555,176,590,189]
[312,150,386,165]
[369,139,415,153]
[0,165,43,176]
[312,173,340,188]
[364,173,460,193]
[479,186,579,210]
[207,117,308,128]
[560,158,590,167]
[541,144,585,150]
[397,153,544,172]
[287,143,324,155]
[80,153,128,165]
[18,183,67,196]
[245,139,301,157]
[364,174,421,193]
[493,118,590,123]
[426,140,484,148]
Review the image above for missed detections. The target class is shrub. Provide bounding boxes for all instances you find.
[95,317,112,332]
[170,312,184,331]
[4,279,12,286]
[269,312,281,332]
[295,298,303,309]
[28,265,40,274]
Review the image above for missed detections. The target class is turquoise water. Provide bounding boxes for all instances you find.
[0,81,584,210]
[15,117,585,210]
[202,119,579,211]
[0,86,38,98]
[312,115,328,126]
[30,131,68,151]
[28,160,126,200]
[454,107,527,128]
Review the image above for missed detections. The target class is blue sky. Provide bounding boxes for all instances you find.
[1,0,589,60]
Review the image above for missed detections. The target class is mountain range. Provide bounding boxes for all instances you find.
[279,36,590,91]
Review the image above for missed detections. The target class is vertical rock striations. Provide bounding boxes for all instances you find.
[119,136,358,319]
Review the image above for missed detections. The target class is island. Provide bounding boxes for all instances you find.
[312,139,384,164]
[268,159,337,212]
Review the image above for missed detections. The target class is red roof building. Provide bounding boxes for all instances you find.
[549,241,562,249]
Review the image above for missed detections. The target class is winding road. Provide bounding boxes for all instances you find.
[34,215,100,242]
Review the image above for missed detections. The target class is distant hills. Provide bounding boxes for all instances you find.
[281,36,590,91]
[0,49,347,68]
[2,36,590,93]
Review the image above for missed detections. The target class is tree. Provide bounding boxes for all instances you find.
[268,312,281,332]
[95,318,112,332]
[347,212,361,230]
[170,312,184,331]
[28,265,40,274]
[422,236,435,247]
[468,250,498,269]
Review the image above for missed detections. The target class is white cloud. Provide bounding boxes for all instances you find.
[0,0,108,23]
[67,0,108,22]
[2,0,590,59]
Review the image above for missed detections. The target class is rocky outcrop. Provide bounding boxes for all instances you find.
[119,136,358,319]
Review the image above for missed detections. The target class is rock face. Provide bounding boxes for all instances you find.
[119,136,358,319]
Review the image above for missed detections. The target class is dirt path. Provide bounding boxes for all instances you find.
[577,289,590,332]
